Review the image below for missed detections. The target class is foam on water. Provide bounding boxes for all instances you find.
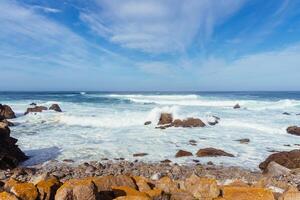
[1,92,300,169]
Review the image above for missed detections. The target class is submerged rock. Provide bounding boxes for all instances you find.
[133,153,148,157]
[233,104,241,109]
[207,115,220,126]
[235,138,250,144]
[196,148,234,157]
[158,113,173,125]
[259,149,300,171]
[0,123,28,170]
[144,121,151,126]
[286,126,300,136]
[0,104,16,119]
[49,104,62,112]
[175,150,193,158]
[24,106,48,115]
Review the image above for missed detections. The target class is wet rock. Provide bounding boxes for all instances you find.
[49,104,62,112]
[172,118,205,128]
[175,150,193,158]
[158,113,173,125]
[196,148,234,157]
[235,138,250,144]
[144,121,151,125]
[222,187,275,200]
[184,174,220,199]
[265,161,291,177]
[189,140,197,146]
[207,115,220,126]
[283,112,291,115]
[0,123,28,170]
[0,119,14,127]
[259,149,300,171]
[37,177,61,200]
[0,104,16,119]
[286,126,300,136]
[29,103,36,106]
[24,106,48,115]
[133,153,149,157]
[233,104,241,109]
[160,159,172,164]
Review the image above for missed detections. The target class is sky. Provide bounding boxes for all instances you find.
[1,0,300,91]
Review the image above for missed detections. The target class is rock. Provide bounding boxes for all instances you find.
[207,115,220,126]
[184,174,220,199]
[222,186,275,200]
[29,103,36,106]
[196,148,234,157]
[189,140,197,146]
[283,112,291,115]
[55,178,97,200]
[10,182,38,200]
[0,192,19,200]
[144,121,151,125]
[279,187,300,200]
[175,150,193,158]
[132,176,151,192]
[235,138,250,144]
[158,113,173,125]
[0,123,28,170]
[0,104,16,119]
[233,104,241,109]
[92,175,137,193]
[24,106,48,115]
[133,153,148,157]
[171,191,194,200]
[259,149,300,171]
[155,177,180,193]
[114,196,151,200]
[112,186,149,198]
[0,119,14,127]
[265,161,291,177]
[160,159,172,164]
[286,126,300,136]
[36,177,61,200]
[172,118,206,128]
[49,104,62,112]
[150,173,161,181]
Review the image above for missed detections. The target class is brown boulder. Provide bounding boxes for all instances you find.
[196,148,234,157]
[172,118,205,128]
[36,177,61,200]
[49,104,62,112]
[0,104,16,119]
[175,150,193,158]
[24,106,48,115]
[158,113,173,125]
[259,149,300,171]
[222,187,274,200]
[287,126,300,136]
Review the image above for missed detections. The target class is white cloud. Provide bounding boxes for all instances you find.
[31,5,61,13]
[80,0,246,53]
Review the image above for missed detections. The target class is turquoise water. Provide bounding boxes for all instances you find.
[1,91,300,169]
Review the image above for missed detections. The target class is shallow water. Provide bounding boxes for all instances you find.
[1,91,300,169]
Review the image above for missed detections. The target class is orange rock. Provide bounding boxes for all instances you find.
[144,188,162,198]
[278,187,300,200]
[0,192,18,200]
[55,178,97,200]
[132,176,151,192]
[225,180,250,187]
[170,191,195,200]
[112,186,149,198]
[11,182,38,200]
[3,178,19,191]
[184,174,220,199]
[155,176,180,193]
[92,175,137,192]
[114,196,151,200]
[222,186,275,200]
[37,177,61,200]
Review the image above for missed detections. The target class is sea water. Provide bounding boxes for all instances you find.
[1,91,300,169]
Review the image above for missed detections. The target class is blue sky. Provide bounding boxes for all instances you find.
[1,0,300,91]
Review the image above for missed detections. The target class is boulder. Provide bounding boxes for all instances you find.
[279,187,300,200]
[233,104,241,109]
[92,175,137,193]
[172,118,205,128]
[24,106,48,115]
[158,113,173,125]
[207,116,220,126]
[0,104,16,119]
[155,177,180,194]
[10,182,38,200]
[175,150,193,158]
[36,177,61,200]
[0,192,19,200]
[265,161,291,177]
[196,148,234,157]
[286,126,300,136]
[0,123,28,169]
[0,119,14,127]
[49,104,62,112]
[222,187,275,200]
[259,149,300,171]
[144,121,151,125]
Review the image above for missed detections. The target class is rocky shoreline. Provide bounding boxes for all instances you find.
[2,103,300,199]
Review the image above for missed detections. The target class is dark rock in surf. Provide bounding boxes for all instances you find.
[30,103,37,106]
[287,126,300,136]
[0,104,16,119]
[133,153,148,157]
[49,104,62,112]
[233,104,241,109]
[175,150,193,158]
[283,112,291,115]
[196,148,234,157]
[144,121,151,125]
[235,138,250,144]
[207,116,220,126]
[24,106,48,115]
[0,119,14,127]
[259,149,300,171]
[0,122,28,169]
[172,118,205,128]
[158,113,173,125]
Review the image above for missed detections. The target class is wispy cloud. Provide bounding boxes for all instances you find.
[80,0,246,53]
[31,5,61,13]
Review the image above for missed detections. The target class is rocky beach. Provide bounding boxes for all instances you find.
[1,95,300,200]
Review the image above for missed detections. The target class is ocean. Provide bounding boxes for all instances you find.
[1,91,300,169]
